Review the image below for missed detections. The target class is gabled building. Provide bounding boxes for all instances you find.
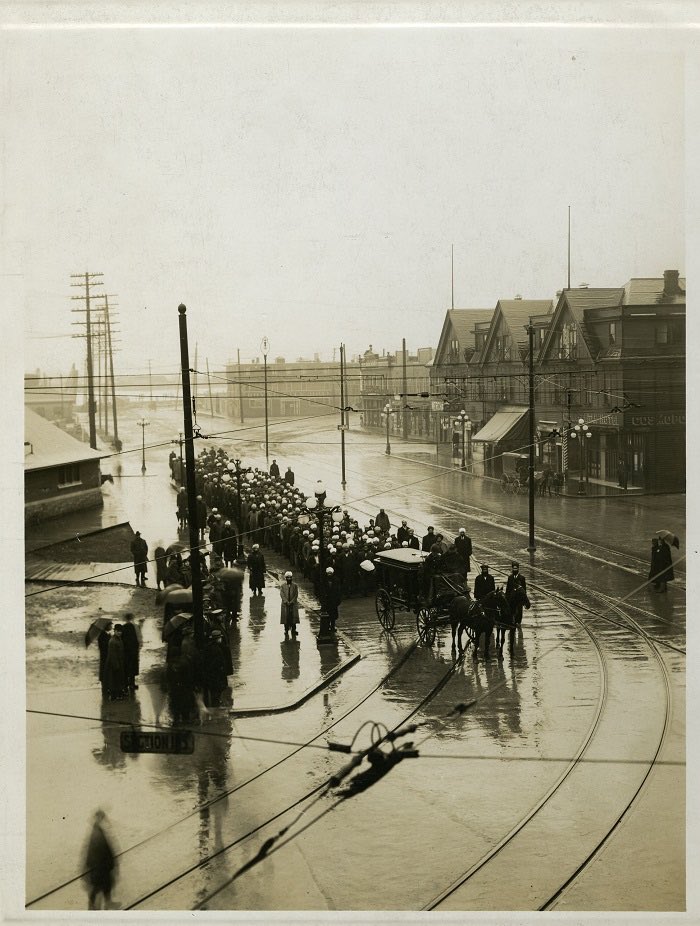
[24,407,105,523]
[430,308,494,447]
[469,299,553,476]
[535,271,685,490]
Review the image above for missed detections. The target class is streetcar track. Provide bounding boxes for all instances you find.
[425,586,672,911]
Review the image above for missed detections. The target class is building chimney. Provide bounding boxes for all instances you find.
[663,269,680,296]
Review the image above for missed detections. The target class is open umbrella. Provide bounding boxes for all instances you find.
[162,586,193,606]
[165,541,189,557]
[155,582,185,605]
[217,566,245,585]
[655,530,680,549]
[85,616,112,648]
[162,611,192,641]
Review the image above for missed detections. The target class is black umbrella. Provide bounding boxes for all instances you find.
[85,616,112,648]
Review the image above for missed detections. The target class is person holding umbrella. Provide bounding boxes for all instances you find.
[85,615,113,696]
[655,532,678,593]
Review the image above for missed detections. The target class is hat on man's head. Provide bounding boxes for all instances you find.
[459,528,466,534]
[512,561,519,569]
[326,567,334,575]
[284,571,293,578]
[252,543,260,550]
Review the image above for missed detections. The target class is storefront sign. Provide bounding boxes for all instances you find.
[121,730,195,755]
[630,412,685,428]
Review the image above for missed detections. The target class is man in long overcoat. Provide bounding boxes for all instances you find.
[129,532,148,586]
[247,544,266,595]
[121,613,140,691]
[280,571,300,638]
[104,625,127,701]
[453,528,472,575]
[83,810,116,910]
[505,562,529,625]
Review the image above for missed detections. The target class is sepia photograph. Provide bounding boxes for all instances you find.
[3,2,696,920]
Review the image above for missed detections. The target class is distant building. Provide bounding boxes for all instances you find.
[24,408,105,523]
[24,365,80,422]
[359,344,435,439]
[224,355,362,423]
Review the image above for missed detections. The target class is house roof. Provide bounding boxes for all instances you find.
[434,308,495,366]
[492,300,553,356]
[24,408,105,472]
[623,277,686,305]
[550,288,624,360]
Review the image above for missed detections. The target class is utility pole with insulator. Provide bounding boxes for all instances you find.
[70,271,103,449]
[178,304,205,648]
[526,323,536,552]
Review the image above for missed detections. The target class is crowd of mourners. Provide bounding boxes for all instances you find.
[168,447,476,607]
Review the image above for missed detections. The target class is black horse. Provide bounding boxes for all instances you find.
[448,593,493,658]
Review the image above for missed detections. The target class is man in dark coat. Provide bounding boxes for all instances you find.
[202,630,228,707]
[375,508,391,533]
[121,613,140,691]
[269,459,281,478]
[284,466,295,485]
[474,565,496,607]
[83,810,116,910]
[505,562,529,625]
[396,520,410,544]
[323,566,342,632]
[129,531,148,586]
[104,625,126,701]
[247,544,266,595]
[649,538,662,590]
[421,526,436,552]
[407,528,420,550]
[453,528,472,575]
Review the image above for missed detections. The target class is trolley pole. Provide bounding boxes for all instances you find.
[178,304,205,647]
[526,323,536,553]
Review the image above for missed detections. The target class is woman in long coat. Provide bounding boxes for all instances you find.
[656,538,675,592]
[280,571,300,638]
[120,614,140,691]
[247,544,266,595]
[104,625,127,701]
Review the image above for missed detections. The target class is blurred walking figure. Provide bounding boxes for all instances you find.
[656,537,675,593]
[83,809,117,910]
[280,571,300,639]
[105,625,127,701]
[154,546,168,590]
[129,531,148,586]
[96,621,112,697]
[121,613,141,691]
[202,630,228,707]
[648,538,662,590]
[176,487,188,528]
[284,466,295,485]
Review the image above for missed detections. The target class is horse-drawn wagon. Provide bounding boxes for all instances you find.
[374,547,529,658]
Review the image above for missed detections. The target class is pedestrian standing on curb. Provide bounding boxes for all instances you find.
[121,613,140,692]
[129,531,148,587]
[105,624,127,701]
[269,459,280,478]
[284,466,295,485]
[617,458,628,490]
[83,809,117,910]
[280,571,300,639]
[247,543,266,596]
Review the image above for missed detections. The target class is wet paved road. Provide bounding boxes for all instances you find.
[25,408,685,912]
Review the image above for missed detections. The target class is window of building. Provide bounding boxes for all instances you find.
[608,322,618,345]
[57,464,81,487]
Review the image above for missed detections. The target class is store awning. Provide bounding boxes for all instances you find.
[472,407,529,443]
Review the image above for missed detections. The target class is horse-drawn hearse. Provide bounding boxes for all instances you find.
[373,547,529,659]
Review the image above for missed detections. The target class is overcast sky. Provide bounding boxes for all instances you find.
[6,23,686,376]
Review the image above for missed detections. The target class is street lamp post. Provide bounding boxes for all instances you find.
[454,409,470,471]
[298,480,344,641]
[137,417,150,474]
[381,403,395,455]
[570,417,592,495]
